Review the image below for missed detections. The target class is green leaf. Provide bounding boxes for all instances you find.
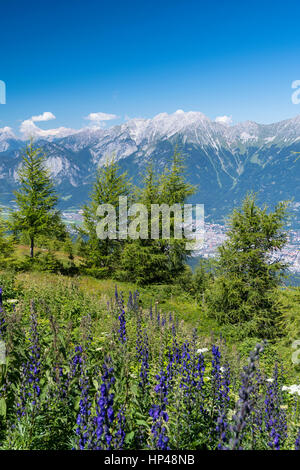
[136,419,149,427]
[0,397,7,417]
[125,431,135,444]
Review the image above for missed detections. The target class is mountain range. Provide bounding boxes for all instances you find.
[0,110,299,227]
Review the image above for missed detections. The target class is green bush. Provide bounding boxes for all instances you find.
[83,266,110,279]
[9,252,63,274]
[34,252,63,273]
[0,272,21,302]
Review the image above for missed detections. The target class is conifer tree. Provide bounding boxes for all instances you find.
[160,149,196,205]
[158,149,197,275]
[80,157,132,270]
[206,193,289,338]
[10,141,62,258]
[120,150,197,284]
[119,162,168,283]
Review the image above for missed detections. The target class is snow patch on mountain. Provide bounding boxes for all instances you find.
[0,127,17,152]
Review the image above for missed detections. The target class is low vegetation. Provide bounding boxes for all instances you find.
[0,141,299,450]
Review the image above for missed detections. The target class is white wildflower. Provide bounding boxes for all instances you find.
[197,348,209,354]
[281,384,300,396]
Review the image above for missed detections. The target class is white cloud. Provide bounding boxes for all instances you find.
[84,112,118,128]
[85,112,118,122]
[31,112,56,122]
[20,112,76,140]
[215,115,233,126]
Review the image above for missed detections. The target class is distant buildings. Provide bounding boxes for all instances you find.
[62,211,300,274]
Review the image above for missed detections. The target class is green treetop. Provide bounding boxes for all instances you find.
[159,148,196,205]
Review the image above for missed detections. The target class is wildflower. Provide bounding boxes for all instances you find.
[150,369,170,450]
[114,406,126,449]
[16,363,28,417]
[228,343,264,450]
[282,384,300,396]
[133,290,139,311]
[264,363,287,450]
[149,302,153,320]
[180,341,192,394]
[250,368,265,447]
[6,299,18,304]
[127,291,133,311]
[197,348,209,354]
[76,370,91,450]
[118,308,127,344]
[295,428,300,450]
[216,362,230,448]
[211,344,222,404]
[70,345,83,378]
[92,357,115,450]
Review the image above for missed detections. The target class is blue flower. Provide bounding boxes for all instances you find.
[150,369,170,450]
[91,357,116,450]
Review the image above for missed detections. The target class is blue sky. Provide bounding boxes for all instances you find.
[1,0,300,135]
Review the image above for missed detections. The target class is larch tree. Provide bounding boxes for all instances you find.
[80,157,132,270]
[10,141,62,258]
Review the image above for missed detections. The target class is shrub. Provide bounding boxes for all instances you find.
[83,266,110,279]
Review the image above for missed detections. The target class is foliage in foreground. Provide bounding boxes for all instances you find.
[0,278,299,450]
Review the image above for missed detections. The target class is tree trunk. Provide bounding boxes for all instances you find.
[30,237,34,258]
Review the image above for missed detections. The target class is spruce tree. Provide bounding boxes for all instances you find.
[119,163,168,283]
[158,149,197,276]
[206,193,289,338]
[10,141,62,258]
[160,149,196,205]
[80,157,132,271]
[120,150,197,284]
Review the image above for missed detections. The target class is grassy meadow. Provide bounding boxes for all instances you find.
[0,247,299,450]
